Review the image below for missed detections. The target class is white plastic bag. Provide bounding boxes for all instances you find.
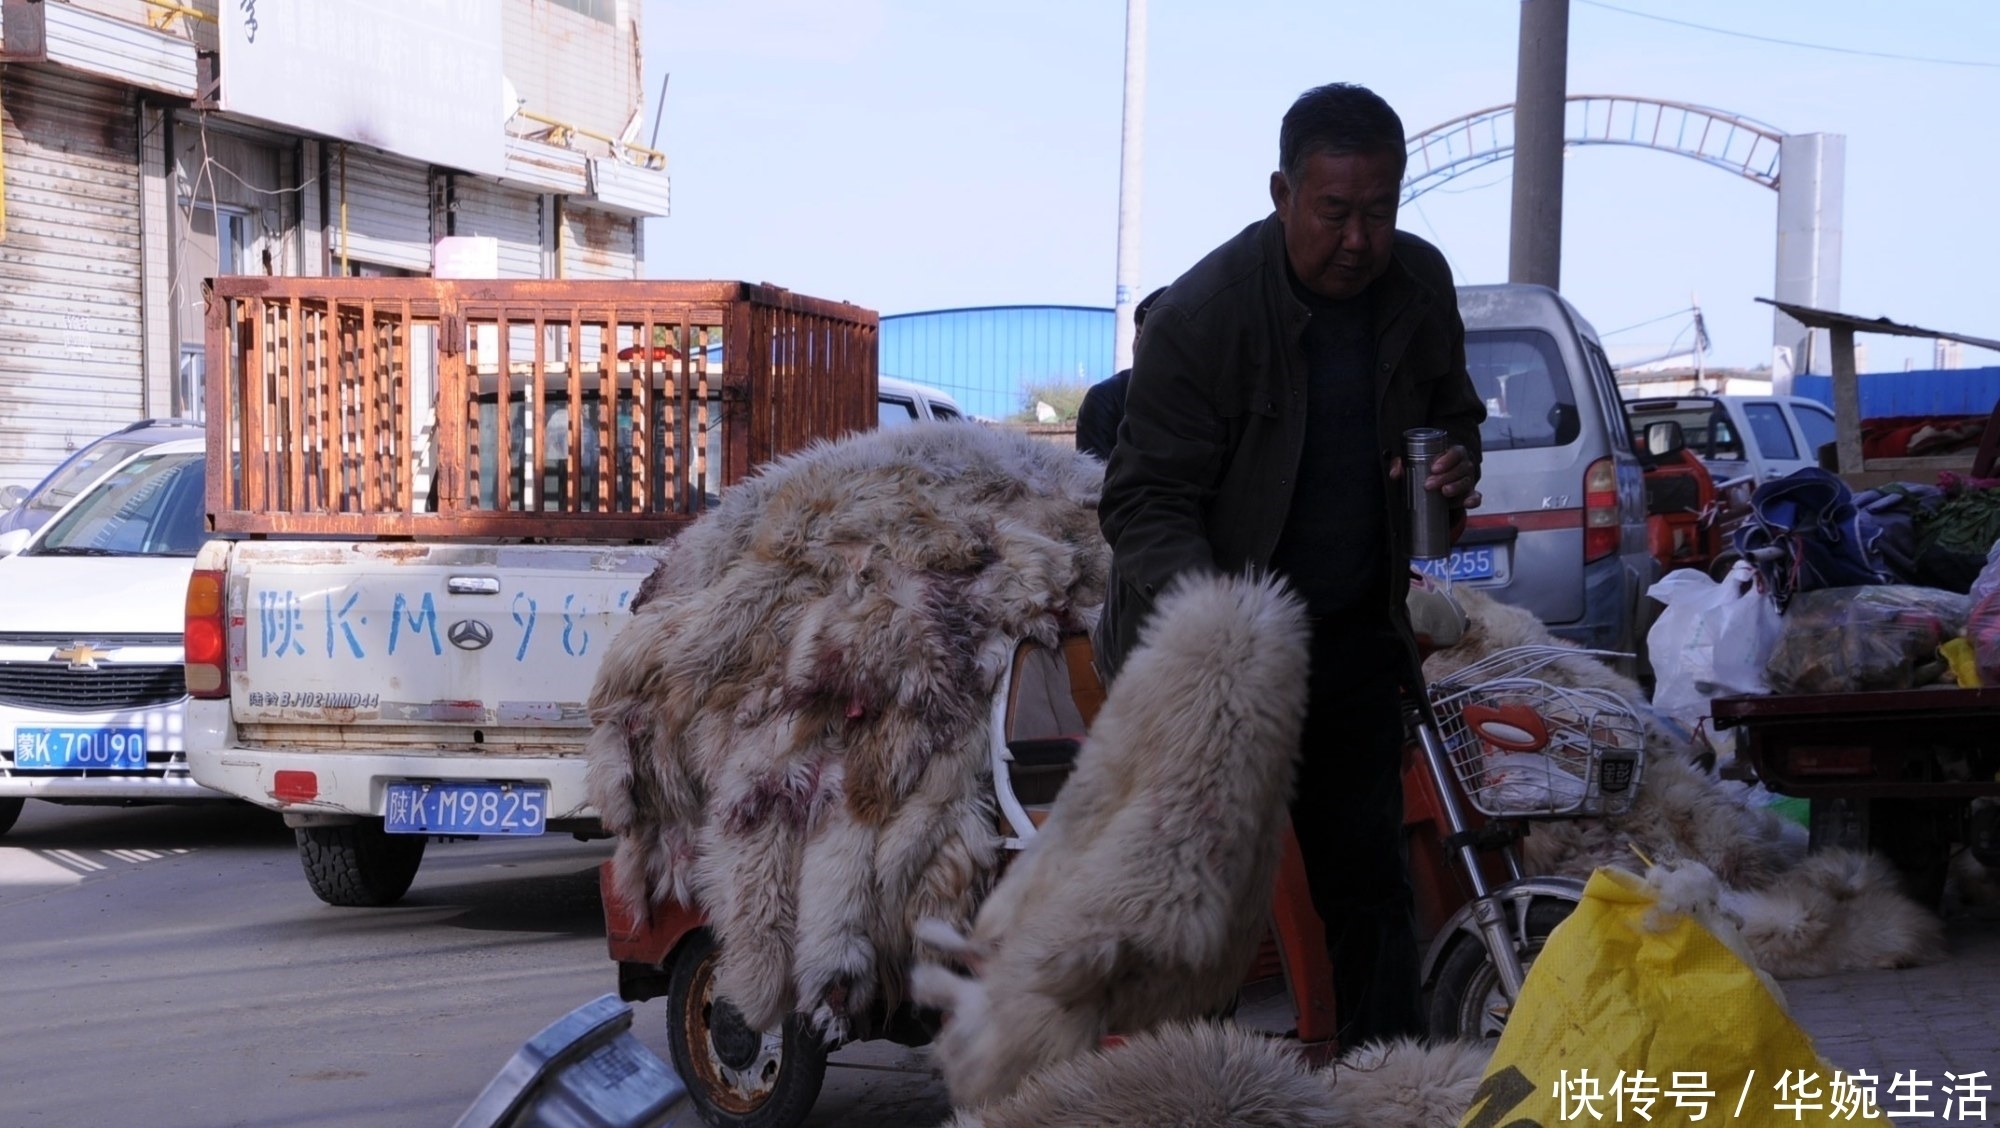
[1645,562,1782,736]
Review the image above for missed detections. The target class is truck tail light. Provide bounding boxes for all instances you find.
[1584,457,1620,563]
[184,568,229,699]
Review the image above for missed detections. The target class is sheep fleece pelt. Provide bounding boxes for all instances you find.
[585,422,1109,1035]
[913,573,1311,1111]
[943,1023,1491,1128]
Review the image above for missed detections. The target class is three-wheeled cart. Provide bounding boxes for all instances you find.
[1712,687,2000,905]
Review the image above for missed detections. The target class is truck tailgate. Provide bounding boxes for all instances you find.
[225,542,654,733]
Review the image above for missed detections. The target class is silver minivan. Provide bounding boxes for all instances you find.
[1429,284,1653,655]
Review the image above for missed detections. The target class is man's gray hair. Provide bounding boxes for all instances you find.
[1279,83,1407,182]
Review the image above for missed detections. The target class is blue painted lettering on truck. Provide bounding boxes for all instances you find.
[252,588,633,661]
[511,592,538,661]
[389,592,442,656]
[259,590,307,657]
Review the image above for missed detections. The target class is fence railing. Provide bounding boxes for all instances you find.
[204,278,877,539]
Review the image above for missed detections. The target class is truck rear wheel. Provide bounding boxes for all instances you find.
[296,821,426,907]
[0,798,22,837]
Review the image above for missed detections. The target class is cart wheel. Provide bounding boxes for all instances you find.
[1427,894,1575,1040]
[663,928,827,1128]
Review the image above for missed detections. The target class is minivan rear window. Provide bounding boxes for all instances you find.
[1466,330,1579,451]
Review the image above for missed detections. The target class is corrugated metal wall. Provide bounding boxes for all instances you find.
[1794,368,2000,418]
[329,145,435,273]
[451,176,547,278]
[879,306,1115,420]
[139,102,172,419]
[561,204,637,279]
[0,65,144,488]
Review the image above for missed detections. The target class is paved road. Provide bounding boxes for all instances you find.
[0,800,944,1128]
[1,799,1992,1126]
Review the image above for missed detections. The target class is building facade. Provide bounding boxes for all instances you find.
[0,0,669,488]
[880,305,1114,421]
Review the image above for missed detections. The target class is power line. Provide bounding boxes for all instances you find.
[1577,0,2000,70]
[1601,306,1697,338]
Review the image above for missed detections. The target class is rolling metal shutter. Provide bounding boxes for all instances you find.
[561,204,638,280]
[329,145,434,274]
[451,177,546,279]
[0,65,143,488]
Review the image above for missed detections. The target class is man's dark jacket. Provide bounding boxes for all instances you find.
[1096,216,1486,683]
[1075,369,1130,462]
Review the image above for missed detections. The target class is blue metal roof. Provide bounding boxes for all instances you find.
[880,306,1115,420]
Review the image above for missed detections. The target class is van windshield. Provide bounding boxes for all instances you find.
[1466,330,1580,451]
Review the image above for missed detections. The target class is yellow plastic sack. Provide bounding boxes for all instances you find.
[1460,869,1881,1127]
[1942,637,1983,688]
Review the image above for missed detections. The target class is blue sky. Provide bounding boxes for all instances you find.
[638,1,2000,374]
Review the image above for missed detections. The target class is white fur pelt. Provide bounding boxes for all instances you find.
[911,573,1312,1111]
[1321,1036,1494,1128]
[1720,848,1949,977]
[585,422,1109,1037]
[1636,851,1944,989]
[942,1022,1492,1128]
[940,1022,1340,1128]
[1423,584,1944,977]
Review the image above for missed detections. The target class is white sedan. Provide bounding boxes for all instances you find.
[0,435,227,835]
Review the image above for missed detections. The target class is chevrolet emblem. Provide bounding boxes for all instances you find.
[52,643,117,671]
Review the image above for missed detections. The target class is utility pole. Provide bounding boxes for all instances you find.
[1509,0,1569,289]
[1113,0,1147,373]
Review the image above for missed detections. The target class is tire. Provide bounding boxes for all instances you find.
[0,798,22,837]
[664,928,827,1128]
[296,821,426,907]
[1427,894,1576,1040]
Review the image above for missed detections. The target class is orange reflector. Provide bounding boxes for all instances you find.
[272,771,319,804]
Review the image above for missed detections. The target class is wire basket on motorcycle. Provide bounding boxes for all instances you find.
[1426,645,1645,819]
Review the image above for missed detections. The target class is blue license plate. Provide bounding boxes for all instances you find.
[1414,547,1499,582]
[14,727,148,770]
[384,782,548,836]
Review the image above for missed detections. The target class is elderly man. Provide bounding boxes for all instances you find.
[1097,82,1485,1045]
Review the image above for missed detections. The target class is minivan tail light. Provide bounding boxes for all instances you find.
[184,569,229,699]
[1584,457,1620,563]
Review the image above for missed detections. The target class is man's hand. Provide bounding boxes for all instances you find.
[1389,444,1481,511]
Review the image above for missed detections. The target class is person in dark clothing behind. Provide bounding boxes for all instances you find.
[1096,83,1485,1046]
[1075,286,1169,461]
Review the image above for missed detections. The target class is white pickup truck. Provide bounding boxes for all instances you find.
[185,277,883,905]
[1625,394,1839,490]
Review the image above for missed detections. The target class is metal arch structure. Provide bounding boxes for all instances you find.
[1402,94,1786,203]
[1402,94,1843,391]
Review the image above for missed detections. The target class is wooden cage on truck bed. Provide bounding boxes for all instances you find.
[203,278,878,540]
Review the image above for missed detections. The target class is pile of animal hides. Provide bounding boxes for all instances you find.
[585,420,1947,1126]
[587,422,1109,1039]
[1428,586,1947,980]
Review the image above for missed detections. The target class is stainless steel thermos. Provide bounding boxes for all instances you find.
[1404,427,1453,561]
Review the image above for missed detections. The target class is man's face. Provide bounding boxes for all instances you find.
[1270,148,1402,301]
